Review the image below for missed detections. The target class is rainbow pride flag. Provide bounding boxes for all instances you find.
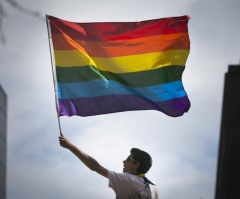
[47,15,190,117]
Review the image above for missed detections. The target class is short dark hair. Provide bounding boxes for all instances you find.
[130,148,152,174]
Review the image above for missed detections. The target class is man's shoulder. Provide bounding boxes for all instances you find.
[108,171,140,179]
[108,171,145,185]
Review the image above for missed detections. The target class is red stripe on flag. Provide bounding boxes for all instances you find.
[48,15,189,42]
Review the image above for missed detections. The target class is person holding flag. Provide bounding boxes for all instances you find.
[59,135,158,198]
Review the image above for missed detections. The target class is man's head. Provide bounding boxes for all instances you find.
[123,148,152,175]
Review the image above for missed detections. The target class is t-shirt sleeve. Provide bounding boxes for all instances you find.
[108,170,127,191]
[108,171,145,194]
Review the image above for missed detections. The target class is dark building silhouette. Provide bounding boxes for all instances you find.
[215,65,240,199]
[0,84,7,199]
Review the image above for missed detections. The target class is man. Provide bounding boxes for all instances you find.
[59,135,158,198]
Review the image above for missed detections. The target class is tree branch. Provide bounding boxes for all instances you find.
[0,0,44,44]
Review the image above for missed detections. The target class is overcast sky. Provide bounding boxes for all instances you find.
[0,0,240,199]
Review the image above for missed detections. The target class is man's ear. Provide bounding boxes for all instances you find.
[134,162,140,168]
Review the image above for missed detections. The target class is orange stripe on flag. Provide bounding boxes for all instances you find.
[52,33,190,58]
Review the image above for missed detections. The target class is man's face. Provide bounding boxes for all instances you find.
[123,155,139,175]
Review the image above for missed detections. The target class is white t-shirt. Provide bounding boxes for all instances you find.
[108,171,158,199]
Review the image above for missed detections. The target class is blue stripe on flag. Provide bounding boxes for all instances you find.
[57,80,187,102]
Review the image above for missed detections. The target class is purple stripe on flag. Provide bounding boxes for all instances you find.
[58,95,190,117]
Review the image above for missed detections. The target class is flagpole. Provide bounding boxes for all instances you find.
[46,14,63,136]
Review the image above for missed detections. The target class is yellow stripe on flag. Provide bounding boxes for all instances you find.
[54,49,189,73]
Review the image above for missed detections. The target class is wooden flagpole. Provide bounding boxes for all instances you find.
[46,14,63,136]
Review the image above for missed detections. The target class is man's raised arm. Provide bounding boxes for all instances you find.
[59,135,108,178]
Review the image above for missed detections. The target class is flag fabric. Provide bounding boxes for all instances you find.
[47,15,191,117]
